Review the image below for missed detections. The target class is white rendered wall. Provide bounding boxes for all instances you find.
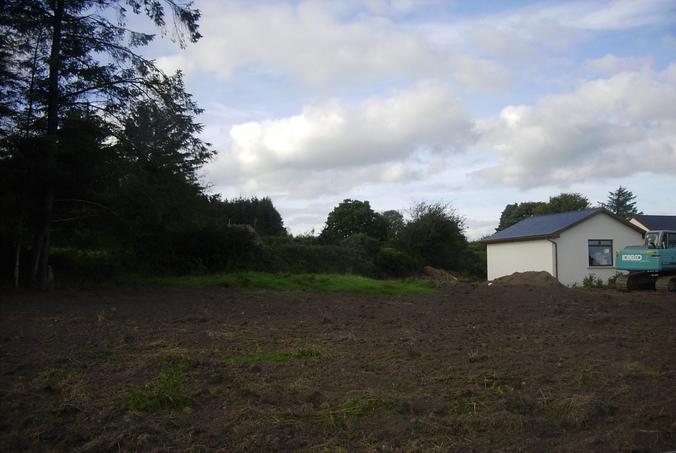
[487,240,555,281]
[554,214,644,286]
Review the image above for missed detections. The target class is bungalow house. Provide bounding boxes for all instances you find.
[630,215,676,232]
[482,208,644,286]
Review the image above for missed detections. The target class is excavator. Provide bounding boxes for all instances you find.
[615,230,676,292]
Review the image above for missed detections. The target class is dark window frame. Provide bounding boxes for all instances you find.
[666,233,676,249]
[588,239,613,267]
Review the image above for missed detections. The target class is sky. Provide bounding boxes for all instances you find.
[143,0,675,239]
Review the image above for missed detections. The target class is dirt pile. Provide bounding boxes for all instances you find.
[423,266,458,284]
[489,271,564,288]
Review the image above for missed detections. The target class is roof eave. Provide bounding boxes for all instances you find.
[481,234,560,245]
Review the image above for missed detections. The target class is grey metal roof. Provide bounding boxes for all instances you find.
[483,208,605,243]
[632,215,676,231]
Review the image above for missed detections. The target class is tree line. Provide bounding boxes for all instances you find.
[0,0,485,288]
[496,187,641,232]
[0,1,643,288]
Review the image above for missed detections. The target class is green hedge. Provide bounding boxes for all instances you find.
[44,232,486,285]
[261,242,376,275]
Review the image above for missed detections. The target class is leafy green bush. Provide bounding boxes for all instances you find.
[582,273,604,289]
[341,233,381,258]
[171,224,261,273]
[375,247,420,278]
[50,247,132,283]
[606,272,622,288]
[398,202,467,272]
[461,242,487,280]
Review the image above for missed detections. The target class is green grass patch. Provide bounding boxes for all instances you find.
[123,360,190,412]
[486,382,514,396]
[148,272,437,295]
[36,367,91,416]
[623,361,661,378]
[56,386,90,416]
[318,397,411,427]
[78,346,125,364]
[226,347,323,365]
[338,397,410,418]
[39,367,73,383]
[447,400,478,415]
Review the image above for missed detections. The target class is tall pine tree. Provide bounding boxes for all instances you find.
[606,186,640,219]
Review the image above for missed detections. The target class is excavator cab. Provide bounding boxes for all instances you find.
[645,232,660,248]
[616,230,676,292]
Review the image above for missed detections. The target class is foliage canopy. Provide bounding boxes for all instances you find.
[496,192,590,231]
[320,199,387,243]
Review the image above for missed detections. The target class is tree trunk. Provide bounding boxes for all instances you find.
[30,0,63,290]
[14,223,22,290]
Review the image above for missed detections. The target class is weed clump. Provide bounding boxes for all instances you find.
[582,274,605,289]
[39,367,72,383]
[123,360,189,411]
[338,397,410,418]
[37,367,90,415]
[552,394,617,428]
[316,396,411,427]
[447,400,477,415]
[226,347,323,365]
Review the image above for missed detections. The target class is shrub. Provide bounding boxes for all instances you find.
[375,247,420,278]
[606,272,623,288]
[398,202,467,272]
[582,273,604,289]
[461,242,487,280]
[341,233,381,259]
[170,224,262,274]
[50,247,132,283]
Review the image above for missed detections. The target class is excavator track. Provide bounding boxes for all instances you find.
[615,273,656,291]
[615,274,631,291]
[655,275,676,293]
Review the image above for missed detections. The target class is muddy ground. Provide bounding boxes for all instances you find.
[1,282,675,452]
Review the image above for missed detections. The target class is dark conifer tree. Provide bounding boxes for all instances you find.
[1,0,203,288]
[605,186,640,219]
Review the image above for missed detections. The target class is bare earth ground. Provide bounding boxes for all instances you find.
[1,282,675,452]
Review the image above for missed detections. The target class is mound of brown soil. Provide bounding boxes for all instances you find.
[423,266,459,285]
[489,271,563,288]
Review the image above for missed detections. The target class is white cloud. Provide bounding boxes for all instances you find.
[551,0,674,31]
[428,0,672,67]
[157,0,508,89]
[476,66,676,187]
[361,0,443,16]
[206,83,475,196]
[584,54,652,75]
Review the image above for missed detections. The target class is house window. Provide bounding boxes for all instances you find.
[588,240,613,266]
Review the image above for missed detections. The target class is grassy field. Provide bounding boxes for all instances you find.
[147,272,438,294]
